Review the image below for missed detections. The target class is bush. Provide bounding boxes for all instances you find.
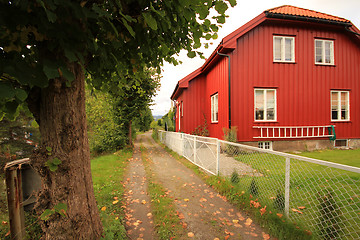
[230,171,240,184]
[317,188,342,239]
[223,126,238,155]
[152,127,159,141]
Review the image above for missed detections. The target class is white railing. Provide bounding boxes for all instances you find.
[158,130,360,239]
[253,125,335,139]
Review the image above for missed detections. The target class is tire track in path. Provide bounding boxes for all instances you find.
[142,132,271,240]
[123,135,155,240]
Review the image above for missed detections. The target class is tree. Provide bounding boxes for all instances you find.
[110,69,159,146]
[0,0,236,238]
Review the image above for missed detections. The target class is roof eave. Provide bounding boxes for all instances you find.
[264,12,352,27]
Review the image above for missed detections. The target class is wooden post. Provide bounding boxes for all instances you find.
[5,166,25,240]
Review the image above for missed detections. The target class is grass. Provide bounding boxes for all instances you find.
[91,149,132,240]
[297,148,360,168]
[140,145,186,240]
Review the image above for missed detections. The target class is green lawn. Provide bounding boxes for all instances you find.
[232,148,360,239]
[298,148,360,168]
[91,150,132,239]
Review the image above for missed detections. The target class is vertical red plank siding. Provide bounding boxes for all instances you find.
[206,58,229,139]
[175,19,360,143]
[231,21,360,141]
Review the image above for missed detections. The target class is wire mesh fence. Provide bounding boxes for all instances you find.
[158,130,360,239]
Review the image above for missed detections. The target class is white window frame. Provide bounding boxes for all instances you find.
[254,89,277,122]
[181,101,183,117]
[258,141,273,150]
[211,93,218,123]
[331,90,350,121]
[273,36,295,63]
[315,39,334,65]
[178,102,181,131]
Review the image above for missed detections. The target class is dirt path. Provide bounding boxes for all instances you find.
[132,132,271,240]
[124,141,155,240]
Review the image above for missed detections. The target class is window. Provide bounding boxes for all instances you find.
[211,93,218,123]
[255,89,276,121]
[258,141,273,150]
[331,91,349,121]
[334,139,348,148]
[273,36,295,62]
[181,101,183,117]
[315,39,334,65]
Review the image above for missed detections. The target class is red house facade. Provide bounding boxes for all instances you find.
[171,6,360,151]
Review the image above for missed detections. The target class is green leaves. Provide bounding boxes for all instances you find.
[45,157,62,172]
[215,1,229,14]
[40,203,68,221]
[143,12,158,30]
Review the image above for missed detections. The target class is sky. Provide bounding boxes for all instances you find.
[151,0,360,116]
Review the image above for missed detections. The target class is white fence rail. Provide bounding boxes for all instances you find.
[158,130,360,239]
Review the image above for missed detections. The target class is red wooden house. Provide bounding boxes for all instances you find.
[170,5,360,151]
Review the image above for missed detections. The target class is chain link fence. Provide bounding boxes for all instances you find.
[158,130,360,239]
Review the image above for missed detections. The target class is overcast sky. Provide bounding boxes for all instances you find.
[151,0,360,116]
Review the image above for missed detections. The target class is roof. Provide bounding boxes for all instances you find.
[171,5,359,100]
[266,5,350,23]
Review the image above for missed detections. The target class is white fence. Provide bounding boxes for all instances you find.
[158,130,360,239]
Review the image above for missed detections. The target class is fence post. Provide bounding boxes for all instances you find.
[193,136,197,163]
[216,139,220,175]
[5,166,25,240]
[285,157,290,218]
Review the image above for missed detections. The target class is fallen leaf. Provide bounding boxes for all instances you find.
[5,231,10,237]
[140,227,145,231]
[292,208,303,214]
[188,232,194,237]
[245,218,252,226]
[2,221,8,225]
[232,219,239,224]
[113,196,118,200]
[224,235,230,240]
[214,238,220,240]
[115,217,119,220]
[200,198,207,202]
[304,230,312,236]
[298,206,306,210]
[101,206,107,211]
[260,206,267,216]
[141,200,147,204]
[184,199,190,202]
[112,200,119,204]
[276,213,283,218]
[147,213,152,217]
[262,232,270,240]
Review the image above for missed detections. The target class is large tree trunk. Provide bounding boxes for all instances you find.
[128,120,132,146]
[28,63,103,239]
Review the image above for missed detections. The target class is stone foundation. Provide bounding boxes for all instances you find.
[240,139,360,152]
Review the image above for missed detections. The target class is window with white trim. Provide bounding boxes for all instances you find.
[331,91,349,121]
[181,101,183,117]
[211,93,218,123]
[258,141,273,150]
[255,89,276,121]
[273,36,295,62]
[315,39,334,65]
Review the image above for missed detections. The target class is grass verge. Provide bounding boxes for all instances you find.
[140,145,185,240]
[91,149,132,239]
[155,140,313,240]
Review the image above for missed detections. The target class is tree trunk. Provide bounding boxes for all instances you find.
[28,63,103,239]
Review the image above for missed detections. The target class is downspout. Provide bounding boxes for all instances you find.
[216,51,231,129]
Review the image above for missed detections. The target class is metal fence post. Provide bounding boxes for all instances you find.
[216,139,220,175]
[285,157,290,218]
[193,136,197,163]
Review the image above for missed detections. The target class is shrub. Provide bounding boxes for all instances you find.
[249,178,259,196]
[317,188,342,239]
[274,191,285,211]
[223,126,238,155]
[230,171,240,184]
